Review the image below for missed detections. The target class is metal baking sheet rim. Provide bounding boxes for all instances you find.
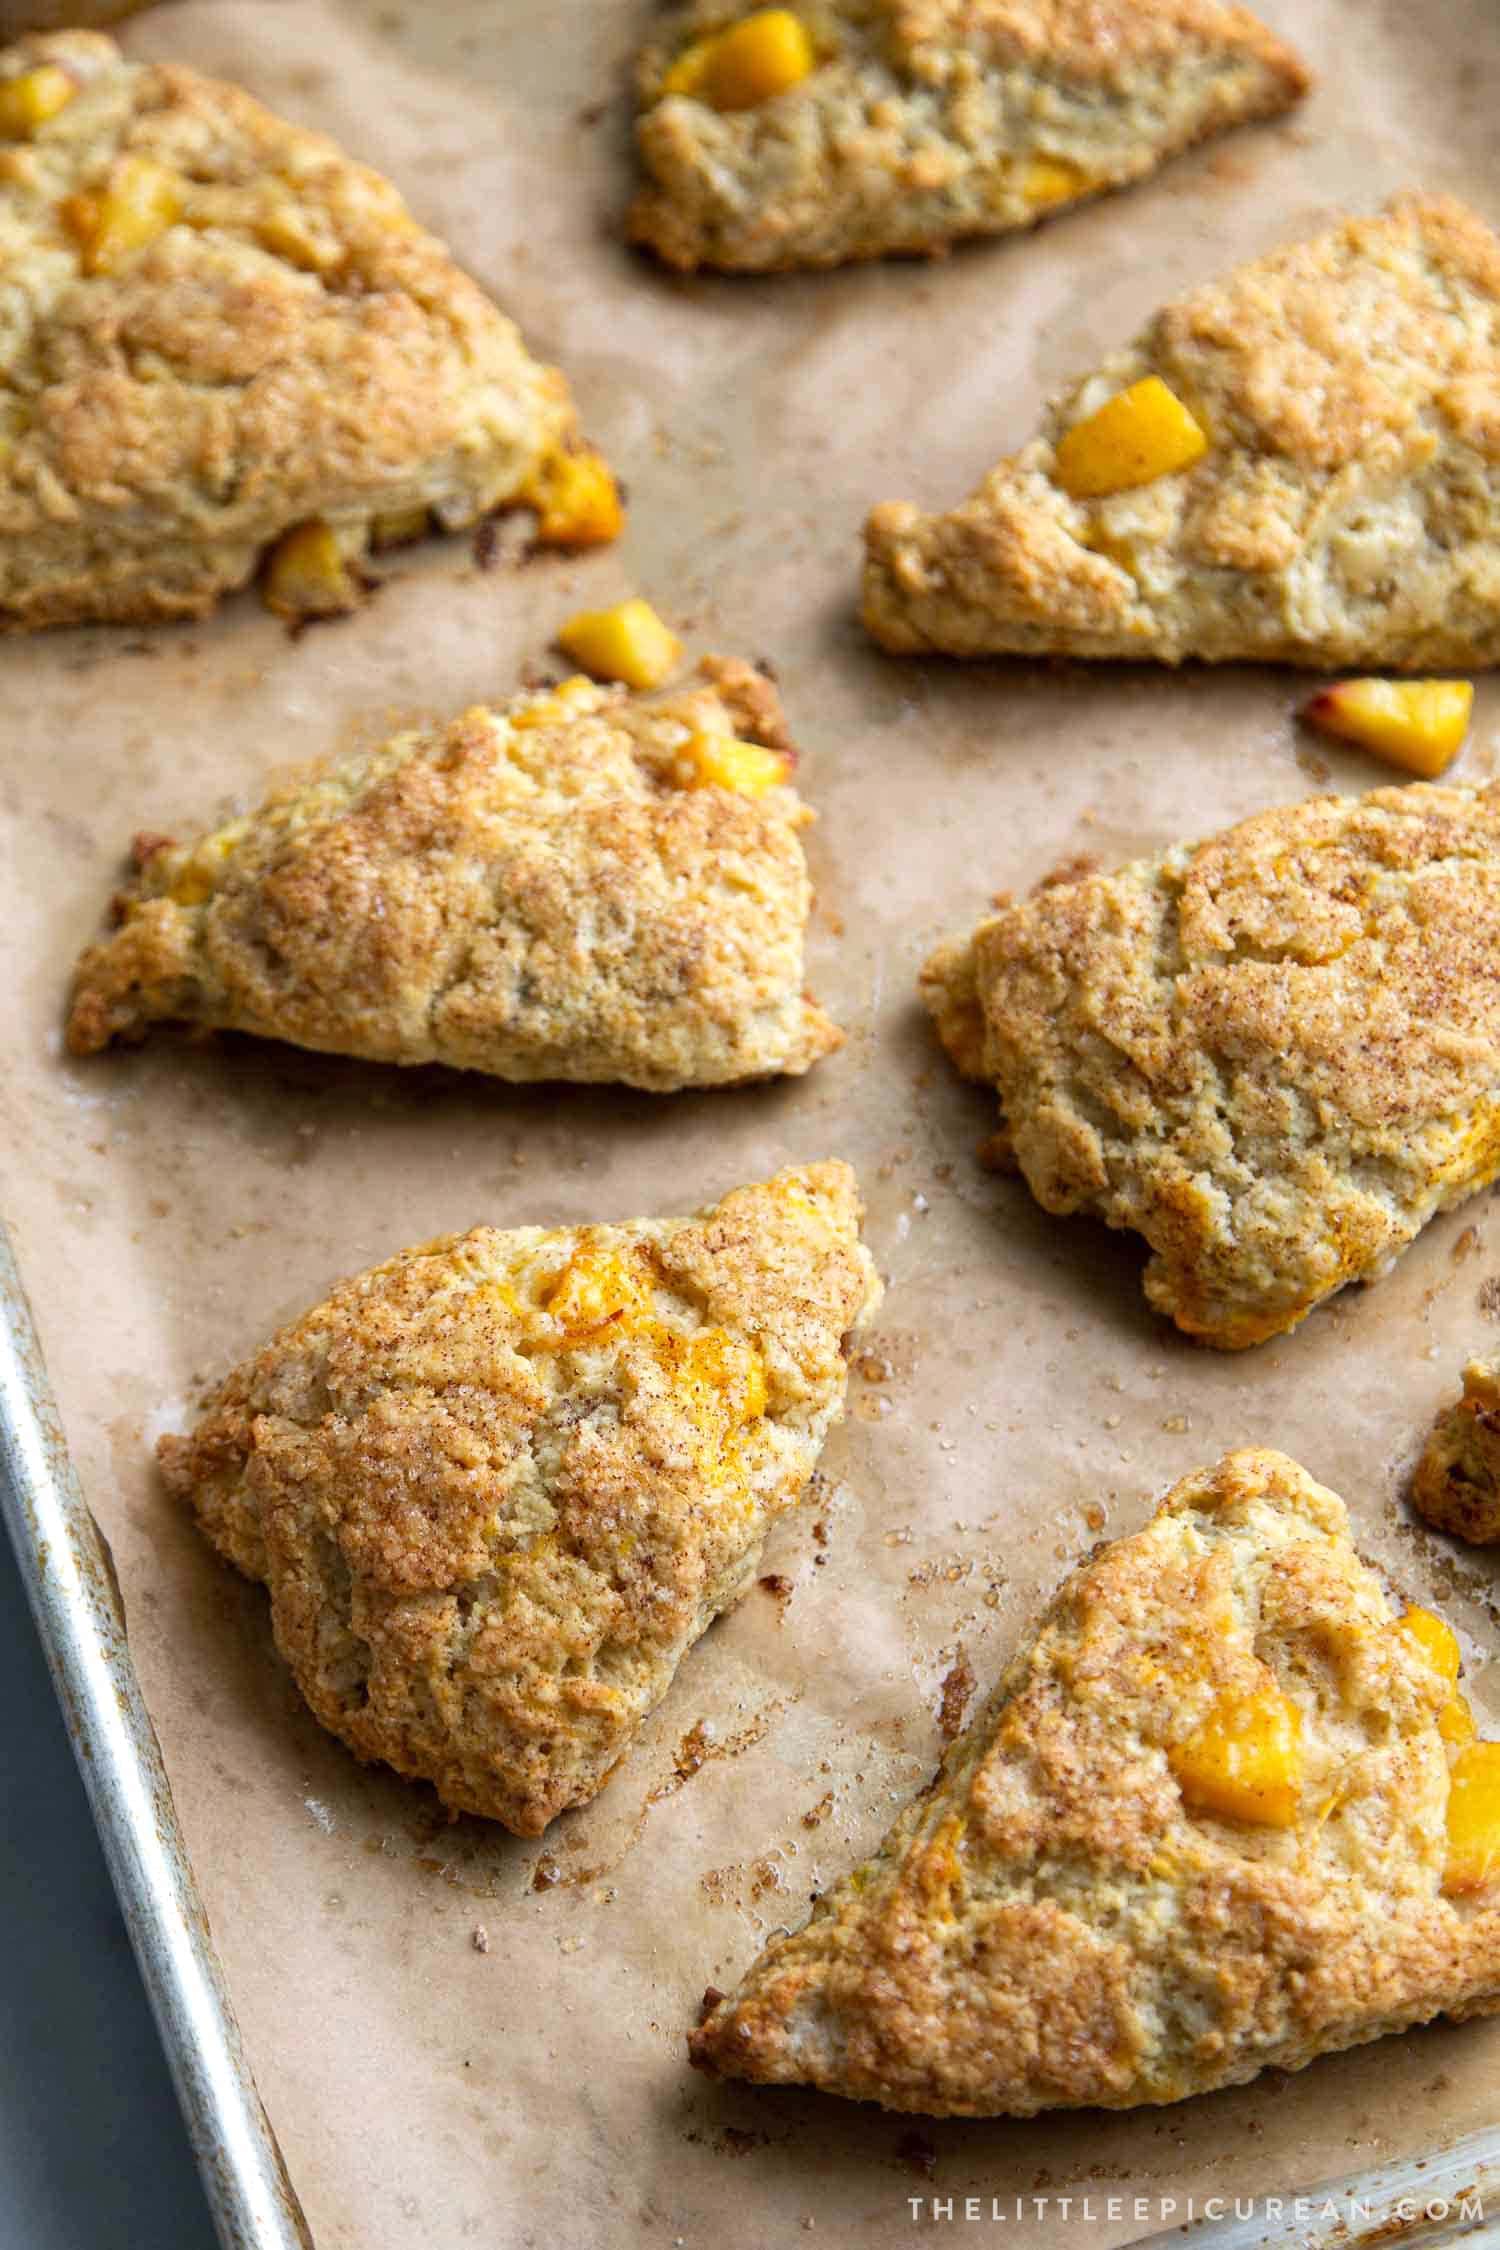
[3,1218,1499,2250]
[0,1223,313,2250]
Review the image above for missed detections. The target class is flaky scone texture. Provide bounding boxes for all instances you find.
[67,658,841,1091]
[0,31,581,626]
[692,1450,1500,2115]
[866,195,1500,667]
[922,780,1500,1349]
[159,1163,882,1835]
[1414,1359,1500,1545]
[631,0,1306,273]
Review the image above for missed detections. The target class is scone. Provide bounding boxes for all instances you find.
[0,31,618,629]
[922,780,1500,1349]
[630,1,1307,274]
[1414,1360,1500,1544]
[67,658,842,1091]
[865,195,1500,667]
[159,1163,882,1835]
[692,1450,1500,2115]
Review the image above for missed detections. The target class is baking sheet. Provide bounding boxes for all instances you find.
[0,1229,313,2250]
[5,2,1500,2244]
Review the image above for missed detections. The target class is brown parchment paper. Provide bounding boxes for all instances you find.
[6,3,1500,2243]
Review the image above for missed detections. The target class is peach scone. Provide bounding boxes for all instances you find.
[865,197,1500,668]
[923,779,1500,1348]
[0,30,617,628]
[67,658,841,1091]
[694,1451,1500,2113]
[1413,1359,1500,1546]
[160,1163,881,1835]
[631,1,1307,273]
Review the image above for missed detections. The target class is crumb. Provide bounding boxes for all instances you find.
[1036,850,1100,892]
[937,1646,975,1742]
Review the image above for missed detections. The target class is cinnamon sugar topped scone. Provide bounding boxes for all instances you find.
[160,1163,882,1835]
[67,658,842,1090]
[923,780,1500,1348]
[0,30,617,629]
[865,195,1500,667]
[693,1450,1500,2115]
[630,0,1307,273]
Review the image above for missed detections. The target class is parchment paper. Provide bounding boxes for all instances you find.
[6,3,1500,2244]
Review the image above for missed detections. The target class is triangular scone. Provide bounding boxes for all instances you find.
[66,658,842,1089]
[630,1,1307,274]
[0,32,616,630]
[922,780,1500,1348]
[693,1450,1500,2115]
[158,1163,882,1835]
[865,195,1500,667]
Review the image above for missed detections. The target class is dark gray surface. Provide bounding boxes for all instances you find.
[0,1528,215,2250]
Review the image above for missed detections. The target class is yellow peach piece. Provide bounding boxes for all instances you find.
[1302,679,1473,778]
[261,519,363,622]
[1398,1605,1463,1685]
[369,505,431,550]
[675,731,790,798]
[65,153,180,275]
[1440,1694,1478,1751]
[510,676,600,732]
[545,1247,652,1343]
[1053,375,1209,500]
[1022,156,1090,211]
[680,1327,768,1428]
[666,10,814,110]
[1444,1741,1500,1894]
[556,598,683,691]
[166,825,244,909]
[1169,1685,1303,1828]
[0,64,75,138]
[526,448,624,549]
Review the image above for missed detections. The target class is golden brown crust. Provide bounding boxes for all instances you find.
[865,195,1500,667]
[159,1163,882,1835]
[66,659,843,1091]
[692,1450,1500,2115]
[886,0,1307,80]
[921,779,1500,1349]
[1413,1359,1500,1544]
[0,31,586,627]
[630,0,1307,275]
